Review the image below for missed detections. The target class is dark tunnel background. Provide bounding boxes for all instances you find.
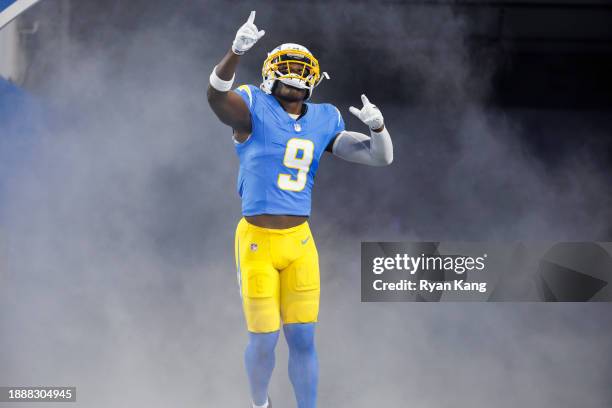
[21,0,612,240]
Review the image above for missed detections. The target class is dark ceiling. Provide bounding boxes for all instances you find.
[32,0,612,108]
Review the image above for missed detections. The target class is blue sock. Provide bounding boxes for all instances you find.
[284,323,318,408]
[244,330,279,406]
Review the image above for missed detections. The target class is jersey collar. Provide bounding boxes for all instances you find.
[270,94,310,122]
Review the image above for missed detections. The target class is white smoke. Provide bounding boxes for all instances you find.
[1,2,610,407]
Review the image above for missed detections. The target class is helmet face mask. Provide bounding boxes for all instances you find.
[261,43,327,100]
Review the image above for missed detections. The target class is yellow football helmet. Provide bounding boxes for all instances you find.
[261,43,329,100]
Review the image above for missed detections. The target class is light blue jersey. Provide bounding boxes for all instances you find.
[233,84,345,216]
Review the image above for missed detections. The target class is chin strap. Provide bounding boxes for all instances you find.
[314,72,330,89]
[303,72,330,100]
[274,71,330,100]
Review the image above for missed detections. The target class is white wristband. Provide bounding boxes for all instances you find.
[209,65,235,92]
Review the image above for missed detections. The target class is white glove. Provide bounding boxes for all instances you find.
[232,11,265,55]
[349,94,384,131]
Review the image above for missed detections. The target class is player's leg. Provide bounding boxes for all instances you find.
[235,218,281,407]
[245,330,279,407]
[283,323,318,408]
[279,224,320,408]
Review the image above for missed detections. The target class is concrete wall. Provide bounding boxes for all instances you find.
[0,18,23,83]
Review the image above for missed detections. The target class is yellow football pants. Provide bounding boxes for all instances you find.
[235,218,320,333]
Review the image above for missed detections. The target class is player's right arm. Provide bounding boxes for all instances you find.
[207,51,251,138]
[206,11,265,142]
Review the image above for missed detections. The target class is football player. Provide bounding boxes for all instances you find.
[207,11,393,408]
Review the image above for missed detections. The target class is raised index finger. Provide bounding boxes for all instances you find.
[361,94,370,106]
[247,10,256,24]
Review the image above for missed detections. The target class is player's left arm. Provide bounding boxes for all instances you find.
[325,94,393,166]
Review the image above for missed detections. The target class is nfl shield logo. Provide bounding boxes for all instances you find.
[294,123,301,132]
[250,243,258,251]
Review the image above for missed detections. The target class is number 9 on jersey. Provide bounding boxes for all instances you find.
[277,138,314,192]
